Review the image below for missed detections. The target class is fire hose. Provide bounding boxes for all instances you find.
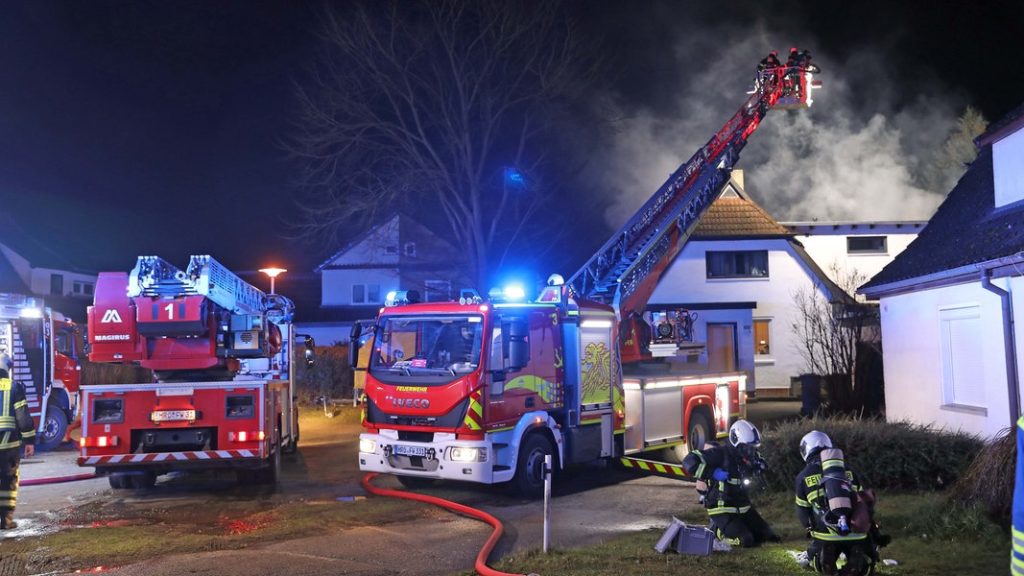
[22,473,97,486]
[361,473,533,576]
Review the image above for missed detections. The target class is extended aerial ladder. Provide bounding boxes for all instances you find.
[568,54,821,354]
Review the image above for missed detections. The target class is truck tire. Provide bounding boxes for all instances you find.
[397,475,436,490]
[686,412,712,454]
[129,472,157,490]
[37,405,69,452]
[513,433,553,499]
[109,473,128,490]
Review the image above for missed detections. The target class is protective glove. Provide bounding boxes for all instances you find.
[712,468,729,482]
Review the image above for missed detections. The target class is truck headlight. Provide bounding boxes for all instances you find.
[359,438,377,454]
[448,446,487,463]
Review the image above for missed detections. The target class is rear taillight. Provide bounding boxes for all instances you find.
[228,430,266,442]
[80,435,120,448]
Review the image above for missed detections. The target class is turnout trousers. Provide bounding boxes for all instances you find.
[0,446,21,516]
[710,508,775,548]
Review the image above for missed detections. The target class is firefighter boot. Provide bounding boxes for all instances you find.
[0,508,15,530]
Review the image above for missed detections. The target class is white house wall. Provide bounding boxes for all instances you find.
[29,267,97,298]
[794,233,918,289]
[879,276,1024,438]
[648,238,828,391]
[321,268,400,306]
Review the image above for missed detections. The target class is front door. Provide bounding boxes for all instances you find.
[707,322,737,372]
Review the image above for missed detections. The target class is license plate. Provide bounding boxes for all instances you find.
[393,444,428,457]
[151,409,197,422]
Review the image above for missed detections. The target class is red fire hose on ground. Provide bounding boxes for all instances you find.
[22,472,97,486]
[361,473,532,576]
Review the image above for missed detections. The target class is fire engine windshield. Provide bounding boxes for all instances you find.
[370,315,484,384]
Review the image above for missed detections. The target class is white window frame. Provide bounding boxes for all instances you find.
[404,242,417,257]
[846,236,888,255]
[938,304,986,410]
[352,283,382,305]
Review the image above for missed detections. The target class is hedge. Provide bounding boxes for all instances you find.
[758,416,983,492]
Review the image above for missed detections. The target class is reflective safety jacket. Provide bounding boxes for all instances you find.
[795,449,866,542]
[682,444,753,516]
[0,376,36,451]
[1012,417,1024,576]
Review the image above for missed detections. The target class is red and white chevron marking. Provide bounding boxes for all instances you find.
[79,450,260,466]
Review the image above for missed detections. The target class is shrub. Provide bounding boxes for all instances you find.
[294,344,354,404]
[758,416,983,492]
[951,426,1015,526]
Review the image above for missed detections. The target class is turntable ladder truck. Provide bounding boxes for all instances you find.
[79,255,312,488]
[355,53,821,496]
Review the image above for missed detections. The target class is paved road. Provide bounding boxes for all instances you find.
[5,415,700,576]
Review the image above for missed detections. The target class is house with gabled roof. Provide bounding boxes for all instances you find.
[647,171,919,397]
[0,214,96,322]
[860,102,1024,438]
[303,213,473,345]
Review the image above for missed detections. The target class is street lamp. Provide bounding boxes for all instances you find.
[259,267,287,294]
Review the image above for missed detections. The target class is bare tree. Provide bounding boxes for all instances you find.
[288,1,598,287]
[791,265,880,412]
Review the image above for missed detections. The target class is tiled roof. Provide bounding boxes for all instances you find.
[692,196,792,238]
[861,145,1024,293]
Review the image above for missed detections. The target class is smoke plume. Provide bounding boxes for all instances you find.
[592,27,965,229]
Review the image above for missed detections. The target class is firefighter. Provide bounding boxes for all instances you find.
[0,353,36,529]
[795,430,887,575]
[681,419,780,548]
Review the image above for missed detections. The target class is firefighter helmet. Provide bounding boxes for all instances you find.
[728,419,761,448]
[800,430,833,461]
[0,353,10,373]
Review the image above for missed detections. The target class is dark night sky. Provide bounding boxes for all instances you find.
[1,1,1022,283]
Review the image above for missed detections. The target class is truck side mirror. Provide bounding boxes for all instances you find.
[298,334,316,368]
[503,317,530,371]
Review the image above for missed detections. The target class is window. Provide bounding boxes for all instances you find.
[404,242,417,257]
[425,280,451,302]
[939,305,985,409]
[352,283,381,304]
[50,273,64,295]
[384,245,399,255]
[73,281,94,296]
[705,251,769,279]
[847,236,887,254]
[753,319,771,355]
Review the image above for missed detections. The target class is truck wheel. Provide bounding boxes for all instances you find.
[129,472,157,490]
[397,475,436,490]
[513,433,553,499]
[108,473,128,489]
[686,412,712,454]
[37,405,69,452]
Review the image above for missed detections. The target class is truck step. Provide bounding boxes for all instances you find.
[493,465,511,472]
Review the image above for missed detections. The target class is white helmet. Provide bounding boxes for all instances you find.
[0,353,11,372]
[728,419,761,448]
[800,430,833,461]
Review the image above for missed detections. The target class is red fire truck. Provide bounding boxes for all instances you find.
[78,255,313,489]
[0,293,82,451]
[355,54,822,496]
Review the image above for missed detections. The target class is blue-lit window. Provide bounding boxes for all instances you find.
[706,251,769,279]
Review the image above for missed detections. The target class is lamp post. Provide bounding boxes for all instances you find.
[259,267,287,295]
